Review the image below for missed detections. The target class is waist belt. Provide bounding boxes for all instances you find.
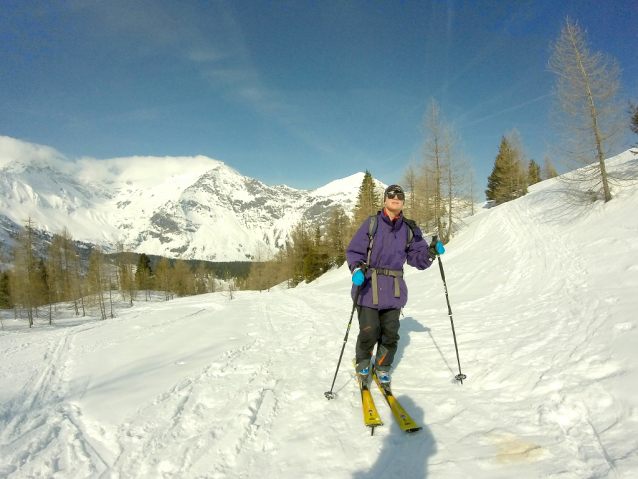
[370,268,403,305]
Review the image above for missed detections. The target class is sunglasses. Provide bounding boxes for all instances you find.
[386,191,405,201]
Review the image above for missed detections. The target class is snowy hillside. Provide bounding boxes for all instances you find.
[1,150,637,478]
[0,136,382,261]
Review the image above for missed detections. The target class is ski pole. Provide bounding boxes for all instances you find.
[325,285,362,400]
[432,235,467,384]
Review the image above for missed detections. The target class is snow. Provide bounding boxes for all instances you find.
[310,172,386,205]
[1,150,638,478]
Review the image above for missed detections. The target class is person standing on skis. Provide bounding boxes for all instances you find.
[346,184,444,384]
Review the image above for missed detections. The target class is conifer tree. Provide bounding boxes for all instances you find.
[37,258,53,324]
[194,262,209,294]
[325,206,350,267]
[528,160,542,185]
[136,253,153,300]
[302,247,321,283]
[353,171,380,229]
[288,220,312,286]
[485,135,528,204]
[208,268,217,293]
[486,137,510,202]
[630,101,638,150]
[301,225,328,283]
[0,271,13,309]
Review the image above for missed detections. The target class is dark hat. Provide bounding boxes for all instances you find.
[384,184,404,197]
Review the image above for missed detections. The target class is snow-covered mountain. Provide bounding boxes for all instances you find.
[0,136,382,261]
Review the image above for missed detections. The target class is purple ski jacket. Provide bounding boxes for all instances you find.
[346,210,433,310]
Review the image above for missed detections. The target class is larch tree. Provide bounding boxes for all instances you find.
[504,129,530,198]
[87,246,108,320]
[400,161,420,220]
[115,243,137,305]
[543,155,559,180]
[421,99,447,239]
[46,234,64,309]
[247,243,270,292]
[548,18,627,202]
[56,228,83,315]
[466,168,479,216]
[173,259,195,297]
[442,140,471,243]
[11,218,41,326]
[419,98,471,242]
[155,257,173,301]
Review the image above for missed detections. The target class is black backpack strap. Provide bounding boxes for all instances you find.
[403,218,416,252]
[366,215,377,266]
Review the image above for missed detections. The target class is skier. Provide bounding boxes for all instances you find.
[346,184,444,384]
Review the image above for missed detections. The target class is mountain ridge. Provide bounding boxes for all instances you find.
[0,136,382,261]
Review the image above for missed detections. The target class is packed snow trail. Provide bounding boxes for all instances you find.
[1,152,638,477]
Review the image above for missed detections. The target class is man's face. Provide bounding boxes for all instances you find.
[384,190,404,212]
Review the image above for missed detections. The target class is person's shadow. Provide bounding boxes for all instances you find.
[351,395,436,478]
[352,317,439,478]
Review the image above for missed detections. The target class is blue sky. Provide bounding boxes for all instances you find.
[1,0,636,193]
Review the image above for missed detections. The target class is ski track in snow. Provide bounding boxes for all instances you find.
[0,324,111,478]
[2,154,638,478]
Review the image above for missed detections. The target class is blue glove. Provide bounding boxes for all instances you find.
[428,240,445,259]
[352,268,365,286]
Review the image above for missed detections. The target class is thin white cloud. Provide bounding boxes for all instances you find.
[460,94,550,128]
[187,48,228,63]
[103,108,163,124]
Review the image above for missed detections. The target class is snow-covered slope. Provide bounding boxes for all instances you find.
[0,136,381,261]
[1,151,637,478]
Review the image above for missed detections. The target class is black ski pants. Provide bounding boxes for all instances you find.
[355,306,400,372]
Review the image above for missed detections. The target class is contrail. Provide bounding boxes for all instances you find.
[460,94,551,128]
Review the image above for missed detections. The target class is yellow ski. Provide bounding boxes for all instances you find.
[372,371,422,433]
[353,359,383,434]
